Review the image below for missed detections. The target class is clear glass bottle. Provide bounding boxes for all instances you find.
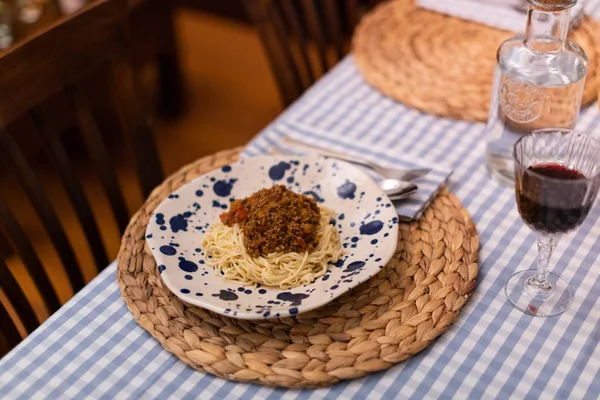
[485,0,587,185]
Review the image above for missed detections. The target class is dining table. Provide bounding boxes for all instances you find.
[3,22,600,400]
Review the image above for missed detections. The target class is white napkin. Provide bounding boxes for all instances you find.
[417,0,585,32]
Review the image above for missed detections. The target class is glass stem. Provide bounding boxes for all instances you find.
[532,234,558,290]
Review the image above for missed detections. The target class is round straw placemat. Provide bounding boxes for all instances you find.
[352,0,600,123]
[117,148,479,388]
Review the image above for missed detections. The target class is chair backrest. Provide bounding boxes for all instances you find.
[0,0,163,351]
[242,0,381,106]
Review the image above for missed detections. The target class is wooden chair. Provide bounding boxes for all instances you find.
[242,0,382,106]
[128,0,186,117]
[10,0,186,118]
[0,0,163,352]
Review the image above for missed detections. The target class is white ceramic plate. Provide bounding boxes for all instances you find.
[146,155,399,319]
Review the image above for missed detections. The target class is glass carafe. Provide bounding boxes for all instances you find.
[485,0,587,185]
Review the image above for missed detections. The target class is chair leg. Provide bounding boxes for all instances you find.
[129,0,186,118]
[158,50,185,118]
[157,1,186,119]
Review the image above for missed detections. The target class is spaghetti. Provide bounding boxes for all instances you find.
[202,187,342,288]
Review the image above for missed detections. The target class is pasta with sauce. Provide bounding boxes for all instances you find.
[202,185,342,288]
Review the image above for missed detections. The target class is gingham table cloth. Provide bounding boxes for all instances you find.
[3,22,600,400]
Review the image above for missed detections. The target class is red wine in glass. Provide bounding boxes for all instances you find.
[516,163,591,235]
[507,129,600,317]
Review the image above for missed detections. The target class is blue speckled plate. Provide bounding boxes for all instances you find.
[146,155,399,319]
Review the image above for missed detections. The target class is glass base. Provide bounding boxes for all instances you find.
[505,269,573,317]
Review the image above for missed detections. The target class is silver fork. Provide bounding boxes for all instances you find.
[270,146,419,199]
[281,137,430,181]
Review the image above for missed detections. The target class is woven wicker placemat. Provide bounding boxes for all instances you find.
[117,148,479,388]
[352,0,600,123]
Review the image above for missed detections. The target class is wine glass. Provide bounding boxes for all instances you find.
[506,128,600,317]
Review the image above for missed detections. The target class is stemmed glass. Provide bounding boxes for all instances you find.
[506,128,600,317]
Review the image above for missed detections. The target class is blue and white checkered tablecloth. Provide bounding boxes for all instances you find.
[4,19,600,400]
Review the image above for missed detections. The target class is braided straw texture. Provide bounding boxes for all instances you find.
[353,0,600,123]
[117,148,480,388]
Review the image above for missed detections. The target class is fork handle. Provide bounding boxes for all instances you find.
[280,138,377,169]
[311,152,374,169]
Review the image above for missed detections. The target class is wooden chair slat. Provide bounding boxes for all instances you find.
[244,0,375,104]
[322,0,346,59]
[266,3,305,104]
[280,0,315,85]
[0,257,38,333]
[30,106,109,271]
[345,0,361,35]
[0,132,85,292]
[0,301,21,351]
[243,0,303,105]
[107,56,164,198]
[0,229,13,258]
[65,84,130,234]
[300,0,328,74]
[0,201,61,313]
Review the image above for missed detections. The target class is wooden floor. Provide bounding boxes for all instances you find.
[4,8,283,334]
[154,9,281,172]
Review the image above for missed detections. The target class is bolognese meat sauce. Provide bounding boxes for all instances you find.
[220,185,320,257]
